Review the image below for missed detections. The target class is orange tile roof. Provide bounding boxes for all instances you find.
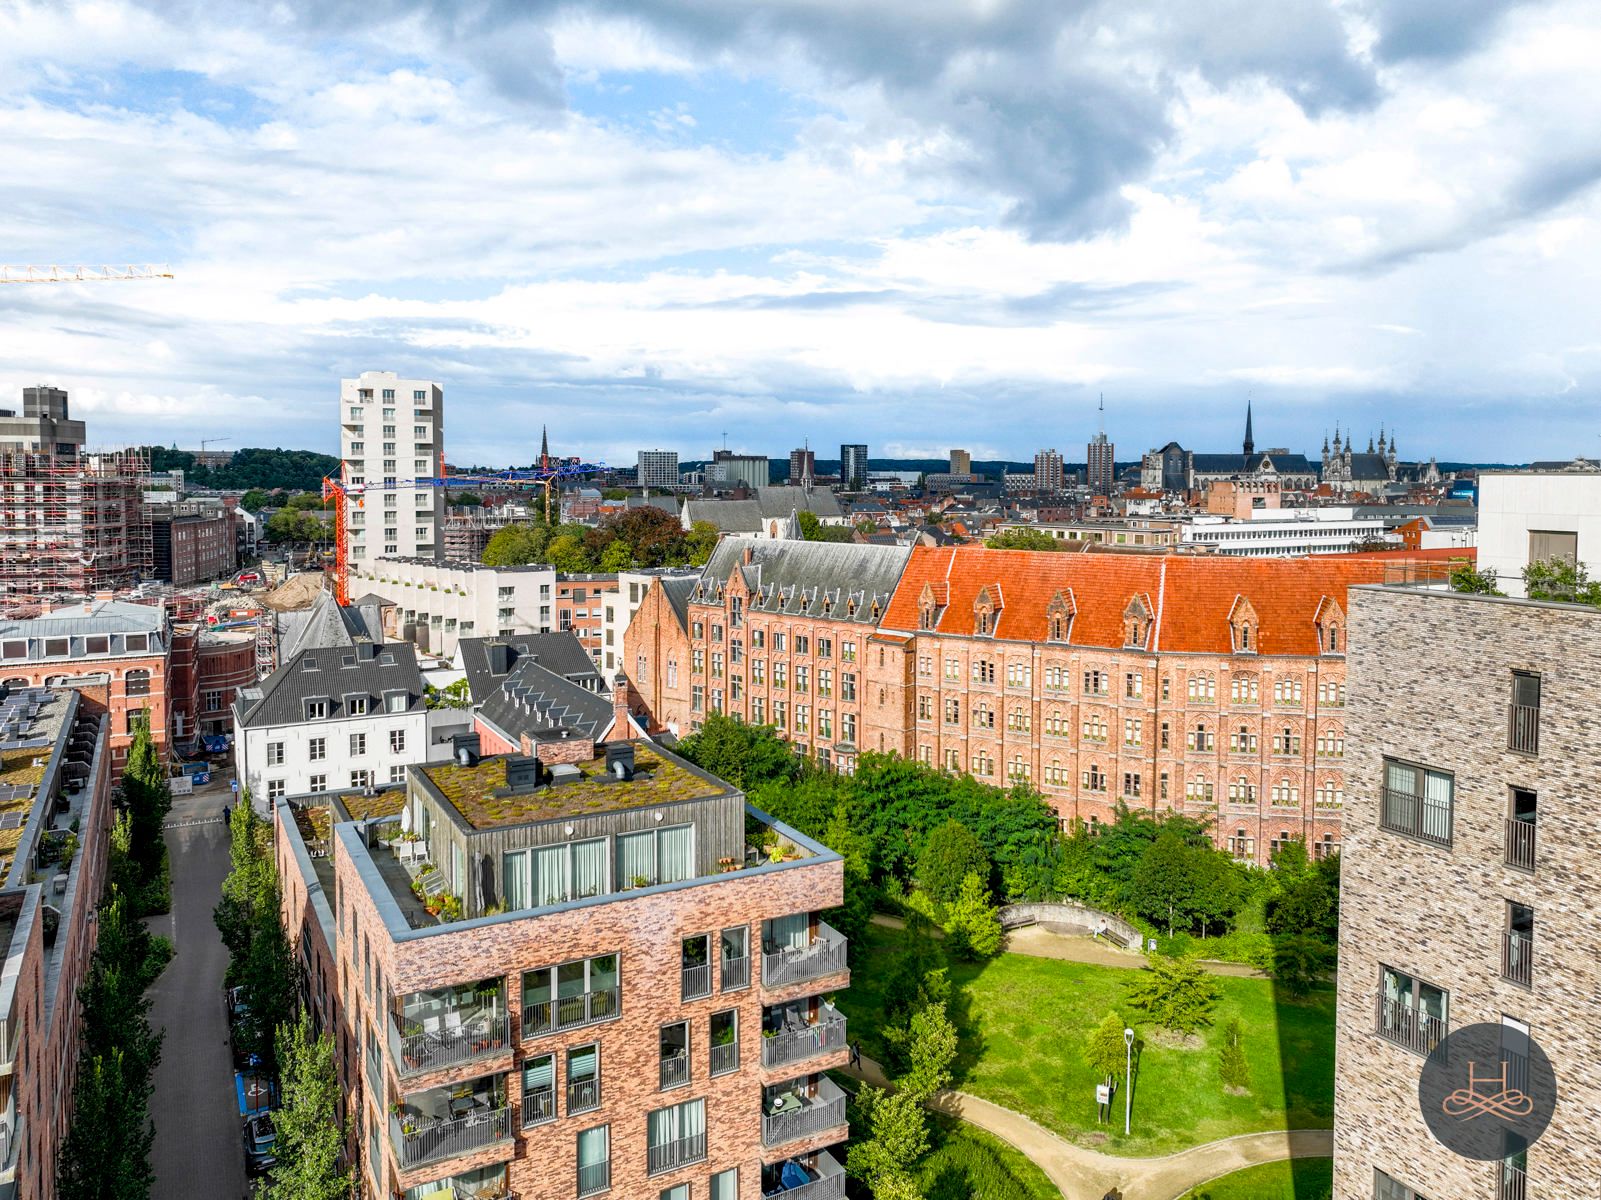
[882,546,1475,655]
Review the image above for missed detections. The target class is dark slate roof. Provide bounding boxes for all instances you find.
[235,642,424,729]
[478,659,615,745]
[1344,453,1391,480]
[684,486,845,531]
[1191,452,1318,475]
[660,576,697,633]
[693,539,912,625]
[457,633,601,706]
[277,591,384,660]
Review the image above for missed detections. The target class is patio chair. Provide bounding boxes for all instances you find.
[444,1009,465,1040]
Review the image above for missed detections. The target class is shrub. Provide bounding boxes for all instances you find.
[918,820,990,904]
[1219,1017,1249,1093]
[1083,1010,1130,1084]
[945,872,1004,960]
[1271,935,1332,999]
[1126,954,1220,1033]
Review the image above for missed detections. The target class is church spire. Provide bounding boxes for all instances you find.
[1243,398,1255,458]
[540,424,550,471]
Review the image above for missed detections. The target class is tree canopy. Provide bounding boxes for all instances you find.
[985,527,1065,551]
[142,446,341,493]
[482,506,717,570]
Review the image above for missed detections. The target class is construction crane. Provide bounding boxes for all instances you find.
[201,437,231,452]
[321,461,607,605]
[0,264,174,284]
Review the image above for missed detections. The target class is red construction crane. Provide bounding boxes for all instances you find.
[321,461,607,605]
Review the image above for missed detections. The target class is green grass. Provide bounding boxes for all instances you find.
[1178,1157,1333,1199]
[919,1116,1063,1200]
[834,924,1334,1157]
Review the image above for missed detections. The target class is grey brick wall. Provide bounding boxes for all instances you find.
[1335,586,1601,1200]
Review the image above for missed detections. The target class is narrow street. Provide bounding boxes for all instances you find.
[147,782,250,1199]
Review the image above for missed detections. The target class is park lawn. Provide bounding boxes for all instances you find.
[1179,1156,1333,1199]
[834,923,1335,1158]
[919,1116,1064,1200]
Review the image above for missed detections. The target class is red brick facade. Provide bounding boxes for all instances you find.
[626,544,1471,864]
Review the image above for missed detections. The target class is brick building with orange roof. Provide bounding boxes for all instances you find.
[626,540,1471,864]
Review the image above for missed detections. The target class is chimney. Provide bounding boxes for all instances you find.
[611,671,631,738]
[741,545,754,566]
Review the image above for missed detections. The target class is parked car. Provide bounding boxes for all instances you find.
[235,1068,278,1121]
[243,1113,276,1175]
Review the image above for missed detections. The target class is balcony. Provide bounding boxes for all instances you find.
[721,952,751,992]
[660,1052,690,1090]
[390,1009,510,1077]
[521,1088,554,1128]
[763,1077,848,1147]
[1508,702,1539,755]
[390,1105,512,1171]
[764,1150,846,1200]
[710,1038,738,1077]
[1498,1161,1527,1200]
[682,963,712,1002]
[522,988,619,1039]
[762,1009,847,1069]
[647,1131,708,1176]
[1502,930,1533,988]
[1376,996,1447,1055]
[762,923,848,990]
[567,1075,601,1116]
[1379,787,1452,848]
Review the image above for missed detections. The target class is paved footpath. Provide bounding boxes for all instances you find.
[843,1053,1330,1200]
[148,784,251,1199]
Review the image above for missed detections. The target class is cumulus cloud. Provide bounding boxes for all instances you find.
[0,0,1596,465]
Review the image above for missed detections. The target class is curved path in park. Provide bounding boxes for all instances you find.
[854,919,1328,1198]
[846,1052,1328,1200]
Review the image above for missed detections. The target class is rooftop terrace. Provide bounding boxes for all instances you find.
[417,744,731,832]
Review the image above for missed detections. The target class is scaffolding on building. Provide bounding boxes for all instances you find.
[0,450,153,611]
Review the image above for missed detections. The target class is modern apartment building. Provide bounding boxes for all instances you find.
[1033,449,1064,493]
[627,542,1467,862]
[1180,508,1390,557]
[349,558,558,658]
[1334,583,1601,1198]
[637,451,680,492]
[556,575,619,669]
[275,730,850,1200]
[0,387,85,455]
[838,446,868,492]
[948,449,971,476]
[0,683,115,1200]
[149,499,239,585]
[1086,431,1115,497]
[339,372,446,569]
[1476,469,1601,596]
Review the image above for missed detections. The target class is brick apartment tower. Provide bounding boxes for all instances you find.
[278,736,850,1200]
[1334,585,1601,1199]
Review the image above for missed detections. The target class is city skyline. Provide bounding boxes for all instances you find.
[3,1,1599,466]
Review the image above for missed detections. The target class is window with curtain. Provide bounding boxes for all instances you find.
[619,831,656,887]
[765,913,810,953]
[524,1054,554,1095]
[710,1168,738,1200]
[577,1124,609,1169]
[502,851,530,911]
[569,1043,598,1084]
[573,839,607,898]
[1381,758,1454,846]
[535,844,571,905]
[659,825,693,883]
[647,1098,705,1148]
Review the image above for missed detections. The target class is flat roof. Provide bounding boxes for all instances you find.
[418,744,731,832]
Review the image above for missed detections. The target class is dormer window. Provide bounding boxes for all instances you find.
[346,695,369,716]
[1313,596,1345,656]
[1227,594,1259,655]
[305,698,329,720]
[1046,589,1076,644]
[974,584,1002,637]
[1049,615,1070,641]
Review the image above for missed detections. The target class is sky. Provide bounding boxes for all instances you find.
[2,0,1599,468]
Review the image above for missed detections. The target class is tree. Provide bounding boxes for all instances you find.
[846,1088,931,1190]
[917,820,990,903]
[544,533,589,572]
[1219,1017,1250,1093]
[945,871,1004,960]
[57,1048,156,1200]
[1524,556,1601,606]
[901,1000,958,1101]
[266,1014,351,1200]
[1130,832,1201,937]
[684,519,720,565]
[1084,1010,1130,1084]
[1126,955,1220,1033]
[985,527,1063,551]
[1270,935,1332,999]
[449,491,483,506]
[239,488,272,512]
[674,713,799,791]
[215,803,297,1071]
[822,801,876,948]
[599,538,636,571]
[120,713,172,915]
[483,522,547,566]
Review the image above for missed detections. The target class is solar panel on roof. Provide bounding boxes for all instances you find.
[0,813,24,830]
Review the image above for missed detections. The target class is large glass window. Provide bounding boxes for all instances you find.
[568,1044,601,1114]
[1378,965,1448,1054]
[1381,759,1454,846]
[710,1168,738,1200]
[646,1098,707,1175]
[522,1054,555,1126]
[577,1125,610,1197]
[618,825,695,889]
[523,954,619,1036]
[503,837,610,908]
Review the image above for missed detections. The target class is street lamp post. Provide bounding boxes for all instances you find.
[1123,1027,1135,1136]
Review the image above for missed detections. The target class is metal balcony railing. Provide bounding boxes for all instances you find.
[762,1012,848,1069]
[647,1131,708,1176]
[762,1150,847,1200]
[1508,703,1539,755]
[682,963,712,1002]
[521,1089,554,1128]
[1376,996,1447,1055]
[1379,787,1452,848]
[762,923,848,990]
[721,954,750,992]
[522,988,619,1039]
[709,1040,738,1077]
[1502,931,1533,988]
[577,1160,610,1198]
[762,1078,848,1147]
[660,1053,690,1090]
[391,1105,511,1170]
[567,1077,601,1116]
[390,1011,510,1076]
[1505,818,1536,872]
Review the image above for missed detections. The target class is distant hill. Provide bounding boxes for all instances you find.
[141,446,342,493]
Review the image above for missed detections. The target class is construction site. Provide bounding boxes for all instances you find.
[0,449,153,612]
